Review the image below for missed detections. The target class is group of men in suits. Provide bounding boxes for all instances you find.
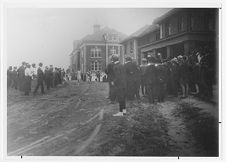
[105,46,215,116]
[7,62,66,96]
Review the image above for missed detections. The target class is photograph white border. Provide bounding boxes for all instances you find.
[0,0,223,162]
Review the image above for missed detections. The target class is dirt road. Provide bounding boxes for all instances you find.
[7,81,218,156]
[7,81,108,156]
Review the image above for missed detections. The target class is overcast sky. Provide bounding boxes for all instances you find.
[7,8,171,69]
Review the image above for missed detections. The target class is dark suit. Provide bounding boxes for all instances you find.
[34,67,45,94]
[140,64,147,96]
[155,64,167,102]
[145,64,157,103]
[11,70,18,89]
[17,66,26,91]
[124,61,141,101]
[44,69,52,90]
[112,62,126,112]
[105,62,116,101]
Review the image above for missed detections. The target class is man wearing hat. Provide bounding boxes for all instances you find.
[31,63,37,79]
[111,54,127,116]
[33,62,45,94]
[145,55,157,103]
[105,56,116,103]
[124,56,141,104]
[24,64,32,95]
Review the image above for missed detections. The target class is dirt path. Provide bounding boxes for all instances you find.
[7,81,109,156]
[80,95,218,156]
[7,82,218,156]
[157,100,199,156]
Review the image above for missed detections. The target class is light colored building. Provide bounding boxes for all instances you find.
[70,25,126,73]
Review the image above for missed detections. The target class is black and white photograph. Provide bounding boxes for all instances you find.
[1,0,222,159]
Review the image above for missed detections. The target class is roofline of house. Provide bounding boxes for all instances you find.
[138,25,159,38]
[120,25,160,43]
[153,8,182,24]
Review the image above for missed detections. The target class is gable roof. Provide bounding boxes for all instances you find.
[121,24,160,43]
[121,25,150,43]
[79,26,127,44]
[138,24,159,38]
[153,8,181,24]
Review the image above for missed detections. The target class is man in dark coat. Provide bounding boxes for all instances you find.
[178,55,189,98]
[155,63,168,102]
[105,58,116,102]
[124,56,141,102]
[33,63,45,94]
[140,58,148,96]
[49,65,54,88]
[17,62,26,91]
[11,66,18,89]
[44,66,52,90]
[111,54,127,116]
[24,64,32,95]
[145,56,157,103]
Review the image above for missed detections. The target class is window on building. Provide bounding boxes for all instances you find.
[91,48,95,57]
[189,15,195,31]
[165,22,169,37]
[91,61,102,71]
[169,23,172,35]
[178,16,185,32]
[110,46,117,55]
[156,31,160,40]
[112,34,119,41]
[90,47,101,58]
[208,17,214,31]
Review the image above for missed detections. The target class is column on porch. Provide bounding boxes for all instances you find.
[184,41,196,55]
[166,46,171,59]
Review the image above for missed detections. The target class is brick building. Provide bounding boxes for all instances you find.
[120,25,151,64]
[69,25,126,73]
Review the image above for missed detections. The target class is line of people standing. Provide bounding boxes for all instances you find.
[105,46,216,116]
[7,62,67,96]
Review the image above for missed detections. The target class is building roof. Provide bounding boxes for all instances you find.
[121,24,160,43]
[120,25,150,43]
[153,8,182,24]
[79,26,127,44]
[138,24,159,38]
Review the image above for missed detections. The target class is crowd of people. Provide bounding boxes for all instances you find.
[7,46,215,116]
[7,62,69,96]
[71,70,107,83]
[105,46,216,116]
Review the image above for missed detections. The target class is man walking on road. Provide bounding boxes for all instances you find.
[33,63,45,95]
[105,58,116,103]
[111,54,127,116]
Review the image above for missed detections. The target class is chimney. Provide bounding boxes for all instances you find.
[93,24,101,33]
